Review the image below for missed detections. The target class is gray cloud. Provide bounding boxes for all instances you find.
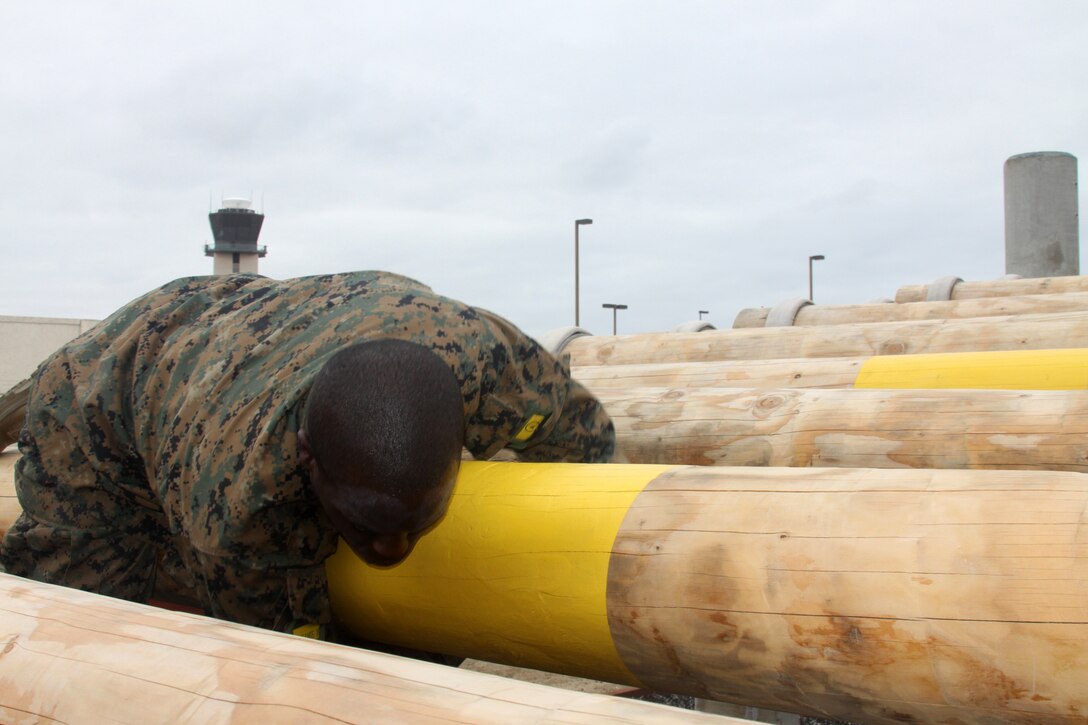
[0,1,1085,338]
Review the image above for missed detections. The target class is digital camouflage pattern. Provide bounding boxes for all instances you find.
[1,271,615,634]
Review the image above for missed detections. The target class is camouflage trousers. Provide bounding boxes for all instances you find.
[0,419,329,634]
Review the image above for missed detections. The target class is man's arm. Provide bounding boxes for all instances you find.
[510,376,615,462]
[465,310,615,463]
[183,548,333,635]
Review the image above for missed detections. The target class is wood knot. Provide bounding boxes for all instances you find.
[880,340,907,355]
[752,393,787,419]
[757,394,783,409]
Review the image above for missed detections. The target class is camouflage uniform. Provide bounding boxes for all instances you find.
[0,271,614,634]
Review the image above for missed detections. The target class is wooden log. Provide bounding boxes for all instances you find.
[733,291,1088,328]
[574,358,865,392]
[565,311,1088,366]
[328,461,1088,725]
[0,378,28,451]
[5,365,1087,537]
[854,349,1088,390]
[5,380,1088,544]
[576,349,1088,393]
[4,458,1087,722]
[595,385,1088,470]
[895,274,1088,303]
[0,572,729,725]
[0,451,16,541]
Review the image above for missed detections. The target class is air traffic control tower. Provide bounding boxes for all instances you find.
[204,198,267,274]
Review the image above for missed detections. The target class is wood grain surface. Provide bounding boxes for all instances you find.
[733,291,1088,328]
[0,572,731,724]
[574,358,864,392]
[597,385,1088,471]
[565,311,1088,366]
[606,465,1088,724]
[895,275,1088,303]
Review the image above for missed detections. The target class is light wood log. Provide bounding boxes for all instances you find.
[4,459,1087,722]
[566,311,1088,366]
[328,462,1088,725]
[0,378,28,451]
[577,349,1088,393]
[895,275,1088,303]
[574,358,865,392]
[733,291,1088,328]
[606,466,1088,723]
[0,451,16,540]
[6,381,1088,545]
[0,573,729,725]
[596,385,1088,470]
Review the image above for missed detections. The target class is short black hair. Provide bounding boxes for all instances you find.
[304,339,464,499]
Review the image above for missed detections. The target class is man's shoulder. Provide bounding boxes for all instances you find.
[286,270,433,294]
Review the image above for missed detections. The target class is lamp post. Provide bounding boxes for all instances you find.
[698,310,709,320]
[575,219,593,326]
[602,303,628,335]
[808,254,825,301]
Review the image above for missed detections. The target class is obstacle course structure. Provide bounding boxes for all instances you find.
[3,272,1088,723]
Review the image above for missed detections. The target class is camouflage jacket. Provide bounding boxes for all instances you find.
[15,271,614,629]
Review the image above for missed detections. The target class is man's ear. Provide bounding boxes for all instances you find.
[298,428,314,468]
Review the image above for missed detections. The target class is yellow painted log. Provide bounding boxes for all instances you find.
[0,572,727,725]
[565,312,1088,366]
[4,456,1088,721]
[855,348,1088,390]
[733,291,1088,328]
[331,462,674,685]
[596,386,1088,470]
[576,349,1088,393]
[328,461,1088,725]
[895,275,1088,303]
[3,348,1085,460]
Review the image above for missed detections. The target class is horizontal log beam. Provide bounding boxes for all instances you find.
[575,349,1088,393]
[733,291,1088,328]
[0,571,728,724]
[566,311,1088,366]
[574,357,864,392]
[895,275,1088,303]
[0,378,28,451]
[596,385,1088,470]
[328,462,1088,725]
[4,456,1087,722]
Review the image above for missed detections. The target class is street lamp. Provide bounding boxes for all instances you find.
[575,219,593,326]
[698,310,709,320]
[808,254,825,301]
[602,303,628,335]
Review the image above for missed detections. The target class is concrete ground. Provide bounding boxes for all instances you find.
[461,658,629,695]
[460,660,854,723]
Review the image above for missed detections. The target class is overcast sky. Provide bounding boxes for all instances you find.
[2,1,1086,338]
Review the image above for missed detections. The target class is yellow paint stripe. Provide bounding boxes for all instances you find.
[326,460,676,685]
[855,349,1088,390]
[513,413,546,442]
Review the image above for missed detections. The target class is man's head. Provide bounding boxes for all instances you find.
[299,339,464,567]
